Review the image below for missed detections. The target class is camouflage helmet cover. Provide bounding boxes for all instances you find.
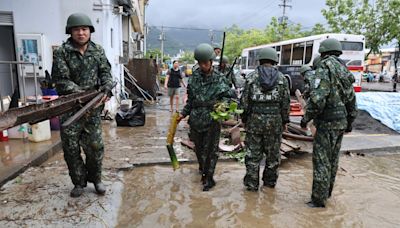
[66,13,95,34]
[300,65,312,74]
[318,38,342,54]
[257,47,279,63]
[194,43,216,61]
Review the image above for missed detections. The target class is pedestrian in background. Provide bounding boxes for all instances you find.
[52,13,113,197]
[164,60,186,112]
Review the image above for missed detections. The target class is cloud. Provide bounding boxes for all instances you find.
[146,0,327,30]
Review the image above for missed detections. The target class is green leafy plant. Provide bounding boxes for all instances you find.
[210,101,243,121]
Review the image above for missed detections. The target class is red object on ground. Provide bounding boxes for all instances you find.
[290,102,304,116]
[354,86,362,92]
[0,130,9,141]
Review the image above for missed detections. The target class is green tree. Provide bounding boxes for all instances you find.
[322,0,400,56]
[179,51,195,64]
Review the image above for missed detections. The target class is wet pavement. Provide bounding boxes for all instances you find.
[117,154,400,228]
[362,82,396,92]
[0,132,61,186]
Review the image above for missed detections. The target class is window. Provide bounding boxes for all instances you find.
[281,44,291,65]
[304,41,314,64]
[248,50,259,69]
[276,46,281,52]
[292,42,304,65]
[241,56,247,69]
[340,41,363,51]
[347,60,362,66]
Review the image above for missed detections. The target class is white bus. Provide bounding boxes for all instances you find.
[240,33,365,93]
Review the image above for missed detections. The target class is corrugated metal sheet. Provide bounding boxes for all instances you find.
[0,12,13,26]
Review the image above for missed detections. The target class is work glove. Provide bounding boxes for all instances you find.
[300,118,308,129]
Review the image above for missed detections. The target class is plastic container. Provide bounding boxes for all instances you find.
[8,124,28,139]
[0,130,9,141]
[0,96,11,112]
[28,120,51,142]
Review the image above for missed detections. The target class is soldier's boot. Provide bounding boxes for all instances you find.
[244,175,259,192]
[70,185,84,198]
[306,200,325,208]
[263,181,276,188]
[94,182,106,195]
[202,175,216,191]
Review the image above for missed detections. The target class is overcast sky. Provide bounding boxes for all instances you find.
[146,0,327,30]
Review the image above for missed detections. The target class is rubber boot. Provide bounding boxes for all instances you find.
[202,175,216,191]
[94,182,106,195]
[70,185,84,198]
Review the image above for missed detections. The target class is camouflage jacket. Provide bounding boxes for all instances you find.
[240,65,290,134]
[51,38,113,95]
[220,65,237,89]
[303,55,357,129]
[182,67,233,132]
[303,70,316,100]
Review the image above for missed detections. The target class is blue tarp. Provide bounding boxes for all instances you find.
[356,92,400,132]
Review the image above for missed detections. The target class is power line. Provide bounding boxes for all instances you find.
[232,0,279,26]
[237,1,280,28]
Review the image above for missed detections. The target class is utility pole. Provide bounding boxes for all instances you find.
[279,0,292,40]
[159,26,165,64]
[209,29,215,46]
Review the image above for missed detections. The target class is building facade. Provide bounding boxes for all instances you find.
[0,0,147,113]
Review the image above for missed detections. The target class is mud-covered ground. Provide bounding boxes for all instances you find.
[117,154,400,227]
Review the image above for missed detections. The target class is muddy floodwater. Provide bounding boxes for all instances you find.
[117,154,400,227]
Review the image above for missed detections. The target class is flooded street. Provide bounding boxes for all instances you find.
[117,154,400,228]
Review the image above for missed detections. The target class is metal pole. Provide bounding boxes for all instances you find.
[21,64,27,104]
[9,63,14,90]
[0,77,4,112]
[33,63,38,104]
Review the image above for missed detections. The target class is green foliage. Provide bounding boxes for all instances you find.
[145,48,161,59]
[322,0,400,55]
[223,17,330,61]
[210,101,244,122]
[179,51,195,64]
[226,149,245,164]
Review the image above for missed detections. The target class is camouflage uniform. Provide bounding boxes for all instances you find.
[240,65,290,190]
[220,65,237,89]
[181,67,232,182]
[303,70,315,100]
[52,38,113,187]
[301,55,357,206]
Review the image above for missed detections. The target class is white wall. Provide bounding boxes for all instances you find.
[0,0,123,113]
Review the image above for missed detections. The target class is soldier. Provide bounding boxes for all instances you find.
[299,65,314,100]
[312,55,321,70]
[219,56,238,89]
[300,38,357,207]
[178,43,233,191]
[240,47,290,191]
[52,13,113,197]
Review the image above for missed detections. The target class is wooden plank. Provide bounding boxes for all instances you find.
[282,139,301,150]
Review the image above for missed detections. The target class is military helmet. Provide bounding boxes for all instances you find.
[213,44,221,50]
[318,38,342,54]
[221,56,229,64]
[66,13,95,34]
[194,43,216,62]
[257,47,279,63]
[312,55,321,69]
[300,65,312,74]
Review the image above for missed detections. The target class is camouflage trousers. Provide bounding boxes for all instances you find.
[60,111,104,187]
[190,122,221,177]
[244,132,281,189]
[311,128,344,205]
